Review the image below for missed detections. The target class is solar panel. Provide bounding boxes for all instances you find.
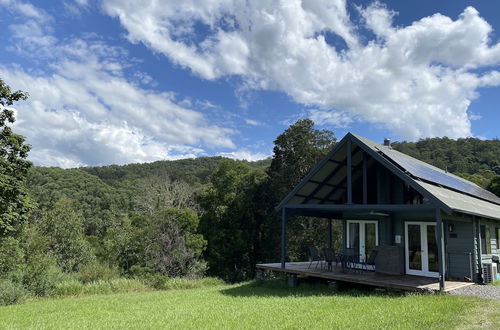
[378,147,500,205]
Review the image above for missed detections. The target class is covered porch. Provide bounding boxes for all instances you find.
[256,262,473,292]
[271,134,477,292]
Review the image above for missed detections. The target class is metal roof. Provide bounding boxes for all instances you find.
[277,132,500,221]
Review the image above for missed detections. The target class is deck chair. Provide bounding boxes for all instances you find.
[322,248,339,271]
[360,249,378,271]
[307,245,322,269]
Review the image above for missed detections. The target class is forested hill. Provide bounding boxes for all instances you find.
[80,156,272,186]
[391,137,500,187]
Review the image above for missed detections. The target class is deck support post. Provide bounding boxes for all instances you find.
[328,218,333,249]
[436,208,446,291]
[280,207,287,269]
[347,139,352,204]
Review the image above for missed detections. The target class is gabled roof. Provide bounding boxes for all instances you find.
[277,132,500,220]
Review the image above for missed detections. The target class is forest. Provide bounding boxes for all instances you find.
[1,78,500,305]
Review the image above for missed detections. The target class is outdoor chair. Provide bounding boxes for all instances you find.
[359,249,378,271]
[307,245,322,269]
[322,248,340,271]
[341,248,358,272]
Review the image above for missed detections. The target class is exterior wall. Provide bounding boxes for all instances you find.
[445,217,475,280]
[478,218,500,263]
[343,210,478,280]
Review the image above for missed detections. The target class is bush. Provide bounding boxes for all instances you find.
[0,237,24,277]
[23,255,72,296]
[77,262,119,284]
[0,279,28,305]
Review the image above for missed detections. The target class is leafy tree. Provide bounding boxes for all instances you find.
[145,208,206,278]
[487,176,500,197]
[268,119,336,200]
[0,78,33,237]
[36,198,94,272]
[264,119,336,262]
[199,159,267,282]
[134,175,202,216]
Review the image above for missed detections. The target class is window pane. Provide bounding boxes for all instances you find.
[348,223,359,258]
[427,225,438,272]
[480,225,487,254]
[408,224,422,270]
[365,223,377,261]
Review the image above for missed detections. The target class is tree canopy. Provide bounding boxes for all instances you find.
[0,78,33,237]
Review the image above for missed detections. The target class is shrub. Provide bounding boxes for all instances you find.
[77,262,119,284]
[0,279,28,305]
[23,255,72,296]
[0,237,24,277]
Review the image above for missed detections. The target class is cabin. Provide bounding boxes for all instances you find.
[257,133,500,292]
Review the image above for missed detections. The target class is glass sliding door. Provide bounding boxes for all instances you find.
[405,222,439,278]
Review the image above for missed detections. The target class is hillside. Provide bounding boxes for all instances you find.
[391,137,500,187]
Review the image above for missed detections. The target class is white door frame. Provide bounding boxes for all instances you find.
[404,221,439,278]
[346,220,378,263]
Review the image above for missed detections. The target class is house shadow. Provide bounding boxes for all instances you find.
[219,279,408,299]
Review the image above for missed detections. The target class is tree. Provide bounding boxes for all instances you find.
[199,159,267,282]
[264,119,337,261]
[145,208,206,278]
[487,176,500,197]
[0,78,33,237]
[36,198,94,272]
[268,119,336,201]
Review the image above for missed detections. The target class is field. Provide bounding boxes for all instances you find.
[1,280,499,329]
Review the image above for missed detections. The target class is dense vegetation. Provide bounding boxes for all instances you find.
[1,77,500,307]
[392,137,500,188]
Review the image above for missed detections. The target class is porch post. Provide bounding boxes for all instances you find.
[328,218,333,249]
[436,208,446,291]
[474,216,483,282]
[347,139,352,204]
[280,207,287,269]
[362,152,367,204]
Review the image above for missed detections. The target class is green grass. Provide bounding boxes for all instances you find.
[491,280,500,286]
[1,280,498,329]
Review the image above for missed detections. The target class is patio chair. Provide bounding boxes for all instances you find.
[359,249,378,271]
[322,248,340,271]
[307,245,322,269]
[341,248,358,272]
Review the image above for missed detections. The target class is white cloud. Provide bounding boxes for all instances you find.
[1,2,236,167]
[101,0,500,140]
[218,150,269,162]
[244,118,263,126]
[308,109,353,128]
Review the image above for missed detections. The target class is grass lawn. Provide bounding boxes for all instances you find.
[1,280,499,329]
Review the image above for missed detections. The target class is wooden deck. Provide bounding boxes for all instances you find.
[256,262,474,292]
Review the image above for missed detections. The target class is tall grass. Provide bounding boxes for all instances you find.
[54,278,148,297]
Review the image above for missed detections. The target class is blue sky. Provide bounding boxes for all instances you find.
[1,0,500,167]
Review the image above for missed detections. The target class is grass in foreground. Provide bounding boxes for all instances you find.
[1,280,499,329]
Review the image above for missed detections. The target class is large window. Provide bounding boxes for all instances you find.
[480,225,491,254]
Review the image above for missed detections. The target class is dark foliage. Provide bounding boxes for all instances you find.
[0,79,33,237]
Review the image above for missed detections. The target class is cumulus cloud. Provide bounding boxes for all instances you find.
[218,150,269,162]
[101,0,500,140]
[1,1,235,167]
